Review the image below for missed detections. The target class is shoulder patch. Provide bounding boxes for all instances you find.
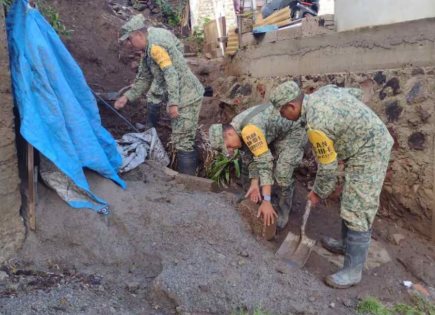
[307,129,337,164]
[150,44,172,69]
[241,124,269,157]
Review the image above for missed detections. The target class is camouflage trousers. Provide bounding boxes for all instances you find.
[171,99,202,151]
[340,135,393,232]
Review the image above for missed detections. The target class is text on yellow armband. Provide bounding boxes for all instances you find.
[307,129,337,164]
[241,124,269,157]
[150,45,172,69]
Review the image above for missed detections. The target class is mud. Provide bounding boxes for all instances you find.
[1,163,338,315]
[0,9,25,264]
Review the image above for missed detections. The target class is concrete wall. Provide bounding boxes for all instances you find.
[223,18,435,239]
[0,9,25,263]
[228,18,435,78]
[335,0,435,32]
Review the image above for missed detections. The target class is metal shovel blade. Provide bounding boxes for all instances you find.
[275,201,316,268]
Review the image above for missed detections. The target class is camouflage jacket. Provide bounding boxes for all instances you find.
[124,27,204,108]
[231,104,306,186]
[301,85,393,198]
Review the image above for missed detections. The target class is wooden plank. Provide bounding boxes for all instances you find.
[254,7,291,27]
[27,143,36,231]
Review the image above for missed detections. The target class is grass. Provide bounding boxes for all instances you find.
[357,296,435,315]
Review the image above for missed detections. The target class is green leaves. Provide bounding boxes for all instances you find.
[207,151,241,187]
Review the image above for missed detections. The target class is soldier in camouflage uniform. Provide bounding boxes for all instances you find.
[115,14,204,175]
[208,104,307,228]
[270,81,393,289]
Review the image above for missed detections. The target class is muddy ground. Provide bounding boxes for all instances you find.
[1,0,434,314]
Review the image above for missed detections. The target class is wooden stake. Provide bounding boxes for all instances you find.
[27,142,36,231]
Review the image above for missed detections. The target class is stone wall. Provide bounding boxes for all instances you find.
[212,67,435,239]
[0,9,25,263]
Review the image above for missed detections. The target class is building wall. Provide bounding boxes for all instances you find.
[190,0,236,32]
[335,0,435,32]
[0,8,25,263]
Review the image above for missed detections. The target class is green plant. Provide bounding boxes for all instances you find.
[207,151,240,187]
[155,0,184,27]
[0,0,13,7]
[231,308,273,315]
[36,0,72,36]
[357,296,435,315]
[1,0,72,36]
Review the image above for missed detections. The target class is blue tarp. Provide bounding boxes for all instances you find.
[6,0,126,213]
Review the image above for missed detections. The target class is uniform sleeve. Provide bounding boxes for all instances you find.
[313,160,338,199]
[124,57,152,102]
[241,124,274,186]
[150,44,180,108]
[254,151,274,186]
[308,107,339,199]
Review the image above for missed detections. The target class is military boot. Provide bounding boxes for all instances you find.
[274,185,294,229]
[321,220,348,255]
[324,229,371,289]
[177,150,197,176]
[146,103,161,128]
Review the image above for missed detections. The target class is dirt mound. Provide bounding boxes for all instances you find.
[0,163,340,314]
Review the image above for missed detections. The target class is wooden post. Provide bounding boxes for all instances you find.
[27,142,36,231]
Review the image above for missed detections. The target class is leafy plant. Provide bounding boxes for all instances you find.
[207,151,240,187]
[155,0,184,27]
[37,0,72,36]
[1,0,72,36]
[357,296,435,315]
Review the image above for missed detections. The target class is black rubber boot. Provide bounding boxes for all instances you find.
[321,220,348,255]
[177,150,197,176]
[146,103,161,128]
[324,229,371,289]
[275,185,294,229]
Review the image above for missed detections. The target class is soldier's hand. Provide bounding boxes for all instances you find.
[168,105,179,119]
[307,190,321,207]
[114,95,128,110]
[245,179,261,203]
[257,201,278,226]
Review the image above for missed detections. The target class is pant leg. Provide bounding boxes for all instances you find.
[340,143,392,232]
[171,99,202,152]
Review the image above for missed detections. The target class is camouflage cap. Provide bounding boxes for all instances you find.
[270,81,301,110]
[208,124,224,152]
[119,14,146,42]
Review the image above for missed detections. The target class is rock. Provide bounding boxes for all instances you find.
[308,296,316,302]
[416,105,431,122]
[126,281,140,293]
[0,271,8,281]
[239,250,249,258]
[406,80,426,104]
[373,71,386,85]
[385,100,403,123]
[329,302,335,308]
[411,67,425,76]
[379,77,400,100]
[408,132,425,150]
[198,66,211,76]
[342,298,356,308]
[391,233,405,245]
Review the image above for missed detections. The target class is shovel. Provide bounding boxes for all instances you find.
[275,200,316,268]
